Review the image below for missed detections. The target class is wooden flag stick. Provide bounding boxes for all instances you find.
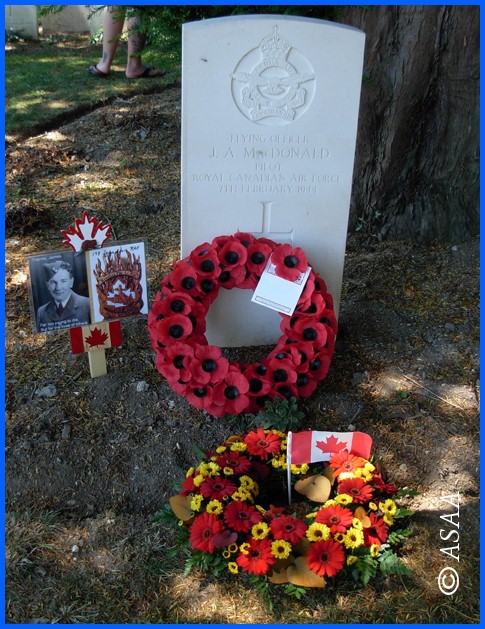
[287,431,292,506]
[88,349,107,378]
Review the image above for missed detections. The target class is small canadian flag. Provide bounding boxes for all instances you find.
[289,430,373,465]
[69,321,122,355]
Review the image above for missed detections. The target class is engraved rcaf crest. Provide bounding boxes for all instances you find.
[231,26,316,126]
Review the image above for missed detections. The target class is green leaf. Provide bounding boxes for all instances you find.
[387,528,413,545]
[394,508,414,518]
[395,487,419,498]
[378,550,413,577]
[252,397,305,432]
[354,555,378,586]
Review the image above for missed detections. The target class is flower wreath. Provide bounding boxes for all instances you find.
[148,233,338,417]
[163,429,413,589]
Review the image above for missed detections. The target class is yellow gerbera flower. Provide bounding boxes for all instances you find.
[239,475,254,488]
[239,543,250,555]
[343,527,365,549]
[364,462,375,473]
[251,522,270,540]
[216,446,227,454]
[370,544,380,557]
[206,499,223,515]
[352,517,363,530]
[206,462,221,476]
[306,522,331,542]
[323,499,338,508]
[369,501,378,511]
[383,514,394,526]
[335,493,353,506]
[193,474,205,488]
[379,499,397,516]
[190,494,203,512]
[305,511,318,519]
[347,555,358,566]
[230,442,247,452]
[255,505,266,515]
[290,463,309,474]
[354,468,373,482]
[271,539,292,559]
[186,467,195,478]
[334,533,345,544]
[223,467,234,476]
[228,562,238,574]
[338,471,357,480]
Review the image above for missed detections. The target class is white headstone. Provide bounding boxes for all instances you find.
[181,15,365,347]
[5,5,38,40]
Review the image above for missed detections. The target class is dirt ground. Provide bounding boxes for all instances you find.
[5,85,480,623]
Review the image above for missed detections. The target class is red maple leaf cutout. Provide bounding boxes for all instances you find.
[316,434,348,454]
[85,327,109,348]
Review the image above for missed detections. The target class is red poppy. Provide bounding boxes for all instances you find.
[307,351,332,380]
[156,314,193,346]
[330,450,367,478]
[299,292,327,318]
[218,264,247,289]
[266,357,298,386]
[223,500,263,533]
[296,271,316,310]
[267,343,304,368]
[186,301,208,338]
[236,537,276,576]
[200,476,237,501]
[274,382,299,401]
[363,512,389,546]
[246,242,273,275]
[271,244,308,281]
[244,428,281,460]
[169,261,201,297]
[233,231,256,248]
[242,364,272,397]
[270,514,307,545]
[185,382,215,410]
[155,289,196,318]
[189,345,229,385]
[218,240,248,269]
[372,473,398,496]
[338,477,374,504]
[294,372,319,397]
[307,539,345,578]
[289,317,328,348]
[157,341,195,383]
[215,450,252,475]
[189,243,220,278]
[189,512,225,554]
[212,370,250,415]
[315,505,354,534]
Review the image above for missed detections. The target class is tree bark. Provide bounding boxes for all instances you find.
[338,5,479,242]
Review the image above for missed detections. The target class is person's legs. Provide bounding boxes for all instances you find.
[125,13,164,78]
[93,6,126,76]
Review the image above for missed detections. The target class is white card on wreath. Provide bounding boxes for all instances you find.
[251,258,311,316]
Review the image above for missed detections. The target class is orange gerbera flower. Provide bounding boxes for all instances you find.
[307,539,345,577]
[330,450,366,478]
[244,429,281,460]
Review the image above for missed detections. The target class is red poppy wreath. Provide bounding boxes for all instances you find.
[148,233,338,417]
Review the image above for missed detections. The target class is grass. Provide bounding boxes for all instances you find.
[5,34,179,138]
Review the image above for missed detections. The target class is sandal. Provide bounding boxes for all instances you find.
[128,65,166,79]
[88,64,109,78]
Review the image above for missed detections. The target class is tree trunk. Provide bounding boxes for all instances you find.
[338,5,479,243]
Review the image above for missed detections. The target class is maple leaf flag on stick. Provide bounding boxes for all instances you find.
[289,430,373,466]
[69,321,122,355]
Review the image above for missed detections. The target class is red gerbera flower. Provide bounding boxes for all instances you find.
[189,345,229,385]
[307,539,345,578]
[223,500,263,533]
[372,473,398,496]
[189,512,225,553]
[330,450,367,478]
[218,240,248,269]
[363,512,389,546]
[180,474,196,495]
[215,450,252,475]
[212,370,250,415]
[338,477,374,504]
[200,476,237,501]
[262,504,286,522]
[270,514,307,545]
[244,428,281,460]
[315,505,354,534]
[271,244,308,281]
[236,537,275,576]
